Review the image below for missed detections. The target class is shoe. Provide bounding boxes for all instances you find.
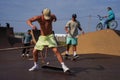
[73,55,79,59]
[64,69,72,74]
[65,54,69,57]
[62,65,69,72]
[21,54,25,57]
[29,65,39,71]
[64,54,69,59]
[26,54,29,57]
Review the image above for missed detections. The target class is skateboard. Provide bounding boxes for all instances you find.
[63,55,79,61]
[41,65,63,71]
[41,65,72,74]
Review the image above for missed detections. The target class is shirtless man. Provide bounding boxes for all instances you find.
[26,8,70,72]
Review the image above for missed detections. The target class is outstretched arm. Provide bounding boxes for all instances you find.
[26,16,40,30]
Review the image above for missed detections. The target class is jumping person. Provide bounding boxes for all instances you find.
[21,30,32,57]
[26,8,70,72]
[64,14,84,59]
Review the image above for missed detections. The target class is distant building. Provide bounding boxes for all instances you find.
[55,34,66,42]
[0,26,14,37]
[0,26,15,47]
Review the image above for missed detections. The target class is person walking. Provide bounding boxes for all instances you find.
[26,8,70,72]
[64,14,84,59]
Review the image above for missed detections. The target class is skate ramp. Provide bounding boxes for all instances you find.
[63,29,120,56]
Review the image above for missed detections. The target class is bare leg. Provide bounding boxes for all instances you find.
[65,44,70,55]
[29,48,39,71]
[73,45,77,56]
[32,49,39,62]
[66,44,70,52]
[52,47,69,72]
[73,45,76,52]
[52,47,63,63]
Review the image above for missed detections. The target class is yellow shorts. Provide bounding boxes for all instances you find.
[34,34,57,50]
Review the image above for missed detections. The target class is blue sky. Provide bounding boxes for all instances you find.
[0,0,120,33]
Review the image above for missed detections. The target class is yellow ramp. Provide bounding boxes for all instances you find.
[63,29,120,56]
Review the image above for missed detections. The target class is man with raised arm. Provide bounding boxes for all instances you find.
[26,8,70,72]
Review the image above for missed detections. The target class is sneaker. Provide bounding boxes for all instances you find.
[64,54,69,59]
[73,55,79,59]
[21,54,25,57]
[29,65,39,71]
[62,65,69,72]
[64,69,72,74]
[65,54,69,57]
[26,54,29,57]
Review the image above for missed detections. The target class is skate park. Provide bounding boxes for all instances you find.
[0,27,120,80]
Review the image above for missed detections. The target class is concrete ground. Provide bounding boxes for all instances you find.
[0,47,120,80]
